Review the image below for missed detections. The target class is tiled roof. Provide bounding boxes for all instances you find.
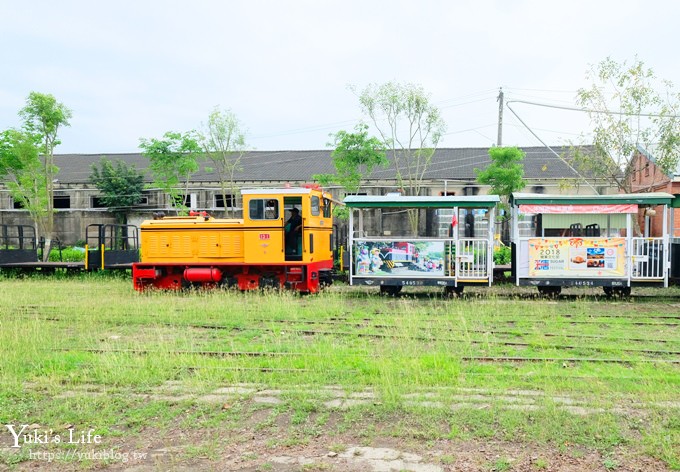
[54,145,596,184]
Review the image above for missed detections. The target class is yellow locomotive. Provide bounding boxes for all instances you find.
[132,187,334,293]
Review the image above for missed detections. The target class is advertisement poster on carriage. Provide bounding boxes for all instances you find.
[354,240,446,276]
[528,237,626,277]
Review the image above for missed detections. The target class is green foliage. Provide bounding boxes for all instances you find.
[357,82,446,195]
[332,205,350,221]
[139,131,201,214]
[0,128,49,230]
[356,81,446,234]
[196,107,248,217]
[3,92,71,260]
[19,92,72,155]
[475,146,526,199]
[493,245,511,265]
[314,124,387,193]
[90,159,145,223]
[47,247,85,262]
[575,56,680,192]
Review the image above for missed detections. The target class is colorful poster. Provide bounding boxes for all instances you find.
[519,204,638,214]
[354,240,446,276]
[528,238,626,277]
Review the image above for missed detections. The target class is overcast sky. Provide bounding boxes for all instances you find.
[1,0,678,155]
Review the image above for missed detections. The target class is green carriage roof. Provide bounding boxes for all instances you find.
[510,192,675,206]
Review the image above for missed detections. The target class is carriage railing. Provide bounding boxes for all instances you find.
[85,224,139,269]
[631,237,666,280]
[0,224,38,264]
[455,238,490,279]
[0,224,36,250]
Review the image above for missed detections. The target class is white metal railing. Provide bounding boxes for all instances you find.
[631,237,665,280]
[455,238,489,279]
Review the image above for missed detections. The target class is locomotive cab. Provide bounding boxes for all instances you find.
[241,188,333,265]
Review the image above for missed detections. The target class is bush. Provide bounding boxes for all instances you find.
[48,247,86,263]
[493,245,511,265]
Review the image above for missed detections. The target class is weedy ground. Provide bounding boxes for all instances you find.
[0,274,678,471]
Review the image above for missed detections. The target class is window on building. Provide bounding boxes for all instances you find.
[439,191,456,196]
[532,186,545,194]
[462,186,479,196]
[91,196,107,208]
[249,199,279,220]
[645,164,650,177]
[175,194,198,209]
[12,198,25,209]
[53,196,70,209]
[214,194,235,209]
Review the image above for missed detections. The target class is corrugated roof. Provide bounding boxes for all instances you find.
[53,146,597,184]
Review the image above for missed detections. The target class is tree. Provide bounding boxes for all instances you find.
[476,146,526,244]
[139,131,201,214]
[14,92,72,260]
[574,56,680,193]
[475,146,527,204]
[314,123,388,193]
[356,82,446,234]
[90,159,145,224]
[196,108,247,218]
[0,129,48,238]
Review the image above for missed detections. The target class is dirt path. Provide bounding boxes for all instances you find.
[4,381,674,471]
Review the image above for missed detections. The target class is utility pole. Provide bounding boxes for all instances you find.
[496,87,504,146]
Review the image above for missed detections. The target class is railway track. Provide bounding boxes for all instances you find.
[10,314,679,359]
[37,320,680,359]
[8,304,680,323]
[19,314,680,351]
[52,347,680,364]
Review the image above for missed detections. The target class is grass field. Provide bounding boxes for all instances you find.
[0,275,679,471]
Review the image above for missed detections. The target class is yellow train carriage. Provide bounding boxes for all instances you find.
[132,187,334,292]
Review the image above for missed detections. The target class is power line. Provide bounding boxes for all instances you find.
[505,102,599,194]
[250,90,498,141]
[503,87,579,94]
[507,99,680,118]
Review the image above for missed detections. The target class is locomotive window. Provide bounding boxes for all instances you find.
[322,198,332,218]
[249,199,279,220]
[311,196,320,216]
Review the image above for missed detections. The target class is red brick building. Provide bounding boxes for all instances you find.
[629,147,680,237]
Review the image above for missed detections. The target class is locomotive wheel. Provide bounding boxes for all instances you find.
[319,269,334,288]
[603,286,631,298]
[380,285,402,296]
[537,286,561,298]
[444,286,464,298]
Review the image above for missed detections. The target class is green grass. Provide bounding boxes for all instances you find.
[0,277,679,468]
